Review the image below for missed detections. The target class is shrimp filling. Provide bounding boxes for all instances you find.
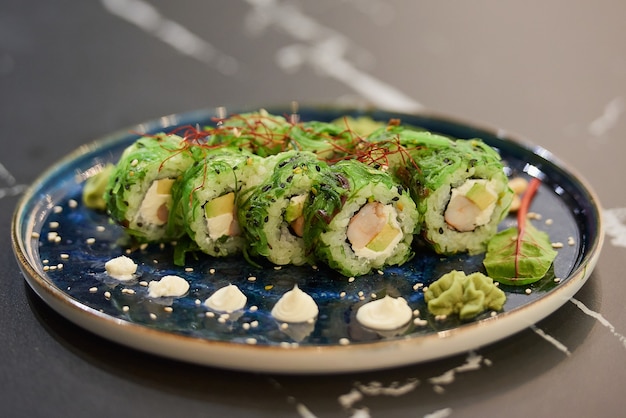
[138,178,176,226]
[444,179,498,232]
[347,202,403,259]
[204,192,240,239]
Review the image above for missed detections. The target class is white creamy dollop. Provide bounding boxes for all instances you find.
[356,295,412,331]
[148,275,189,298]
[204,284,247,313]
[104,255,137,281]
[271,285,318,323]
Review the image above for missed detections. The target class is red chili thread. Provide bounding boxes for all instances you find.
[514,177,542,277]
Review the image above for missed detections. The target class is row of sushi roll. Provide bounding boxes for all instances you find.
[94,109,514,277]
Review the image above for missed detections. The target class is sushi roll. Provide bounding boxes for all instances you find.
[169,148,273,257]
[404,137,513,255]
[305,159,419,277]
[238,150,331,266]
[105,133,204,242]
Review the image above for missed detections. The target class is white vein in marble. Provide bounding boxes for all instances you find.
[100,0,239,75]
[570,297,626,349]
[531,324,571,356]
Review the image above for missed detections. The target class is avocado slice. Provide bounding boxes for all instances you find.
[204,192,235,218]
[465,182,496,210]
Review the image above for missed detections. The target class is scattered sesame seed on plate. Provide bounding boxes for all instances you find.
[68,199,78,208]
[246,338,257,345]
[85,238,95,245]
[60,253,69,259]
[149,313,157,320]
[53,205,63,214]
[525,288,532,294]
[551,242,564,249]
[339,338,350,345]
[89,287,98,293]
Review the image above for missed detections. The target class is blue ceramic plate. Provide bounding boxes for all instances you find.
[12,106,604,373]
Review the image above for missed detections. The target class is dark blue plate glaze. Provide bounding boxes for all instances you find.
[12,106,604,373]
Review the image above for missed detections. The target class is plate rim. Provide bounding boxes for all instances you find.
[11,105,605,374]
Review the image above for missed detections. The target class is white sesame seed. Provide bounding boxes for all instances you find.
[53,206,63,214]
[273,266,282,270]
[54,236,62,243]
[60,253,69,259]
[545,218,553,226]
[96,225,106,232]
[490,311,497,317]
[150,313,157,320]
[435,314,447,321]
[121,288,135,295]
[412,283,424,290]
[348,276,355,283]
[31,232,40,239]
[56,263,63,270]
[242,323,250,330]
[525,288,532,294]
[139,243,148,251]
[42,259,49,264]
[47,232,58,242]
[218,317,226,323]
[89,287,98,293]
[249,305,258,312]
[209,268,216,274]
[248,276,257,282]
[280,323,289,330]
[139,281,148,287]
[49,221,59,229]
[43,265,49,271]
[250,320,259,328]
[246,338,257,345]
[185,267,194,272]
[422,286,429,292]
[122,306,129,312]
[68,199,78,208]
[413,318,428,326]
[339,291,346,298]
[280,342,291,348]
[377,270,384,275]
[195,299,201,305]
[339,338,350,345]
[205,311,215,318]
[104,291,111,299]
[568,236,575,246]
[152,259,158,264]
[130,159,139,167]
[554,277,562,284]
[412,309,420,316]
[86,238,95,245]
[125,249,132,255]
[48,265,57,271]
[551,242,564,249]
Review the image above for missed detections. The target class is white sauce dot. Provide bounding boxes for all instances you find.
[356,295,412,330]
[204,284,247,313]
[104,255,137,281]
[148,275,189,298]
[271,285,318,323]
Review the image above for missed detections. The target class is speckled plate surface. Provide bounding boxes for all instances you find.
[11,106,604,374]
